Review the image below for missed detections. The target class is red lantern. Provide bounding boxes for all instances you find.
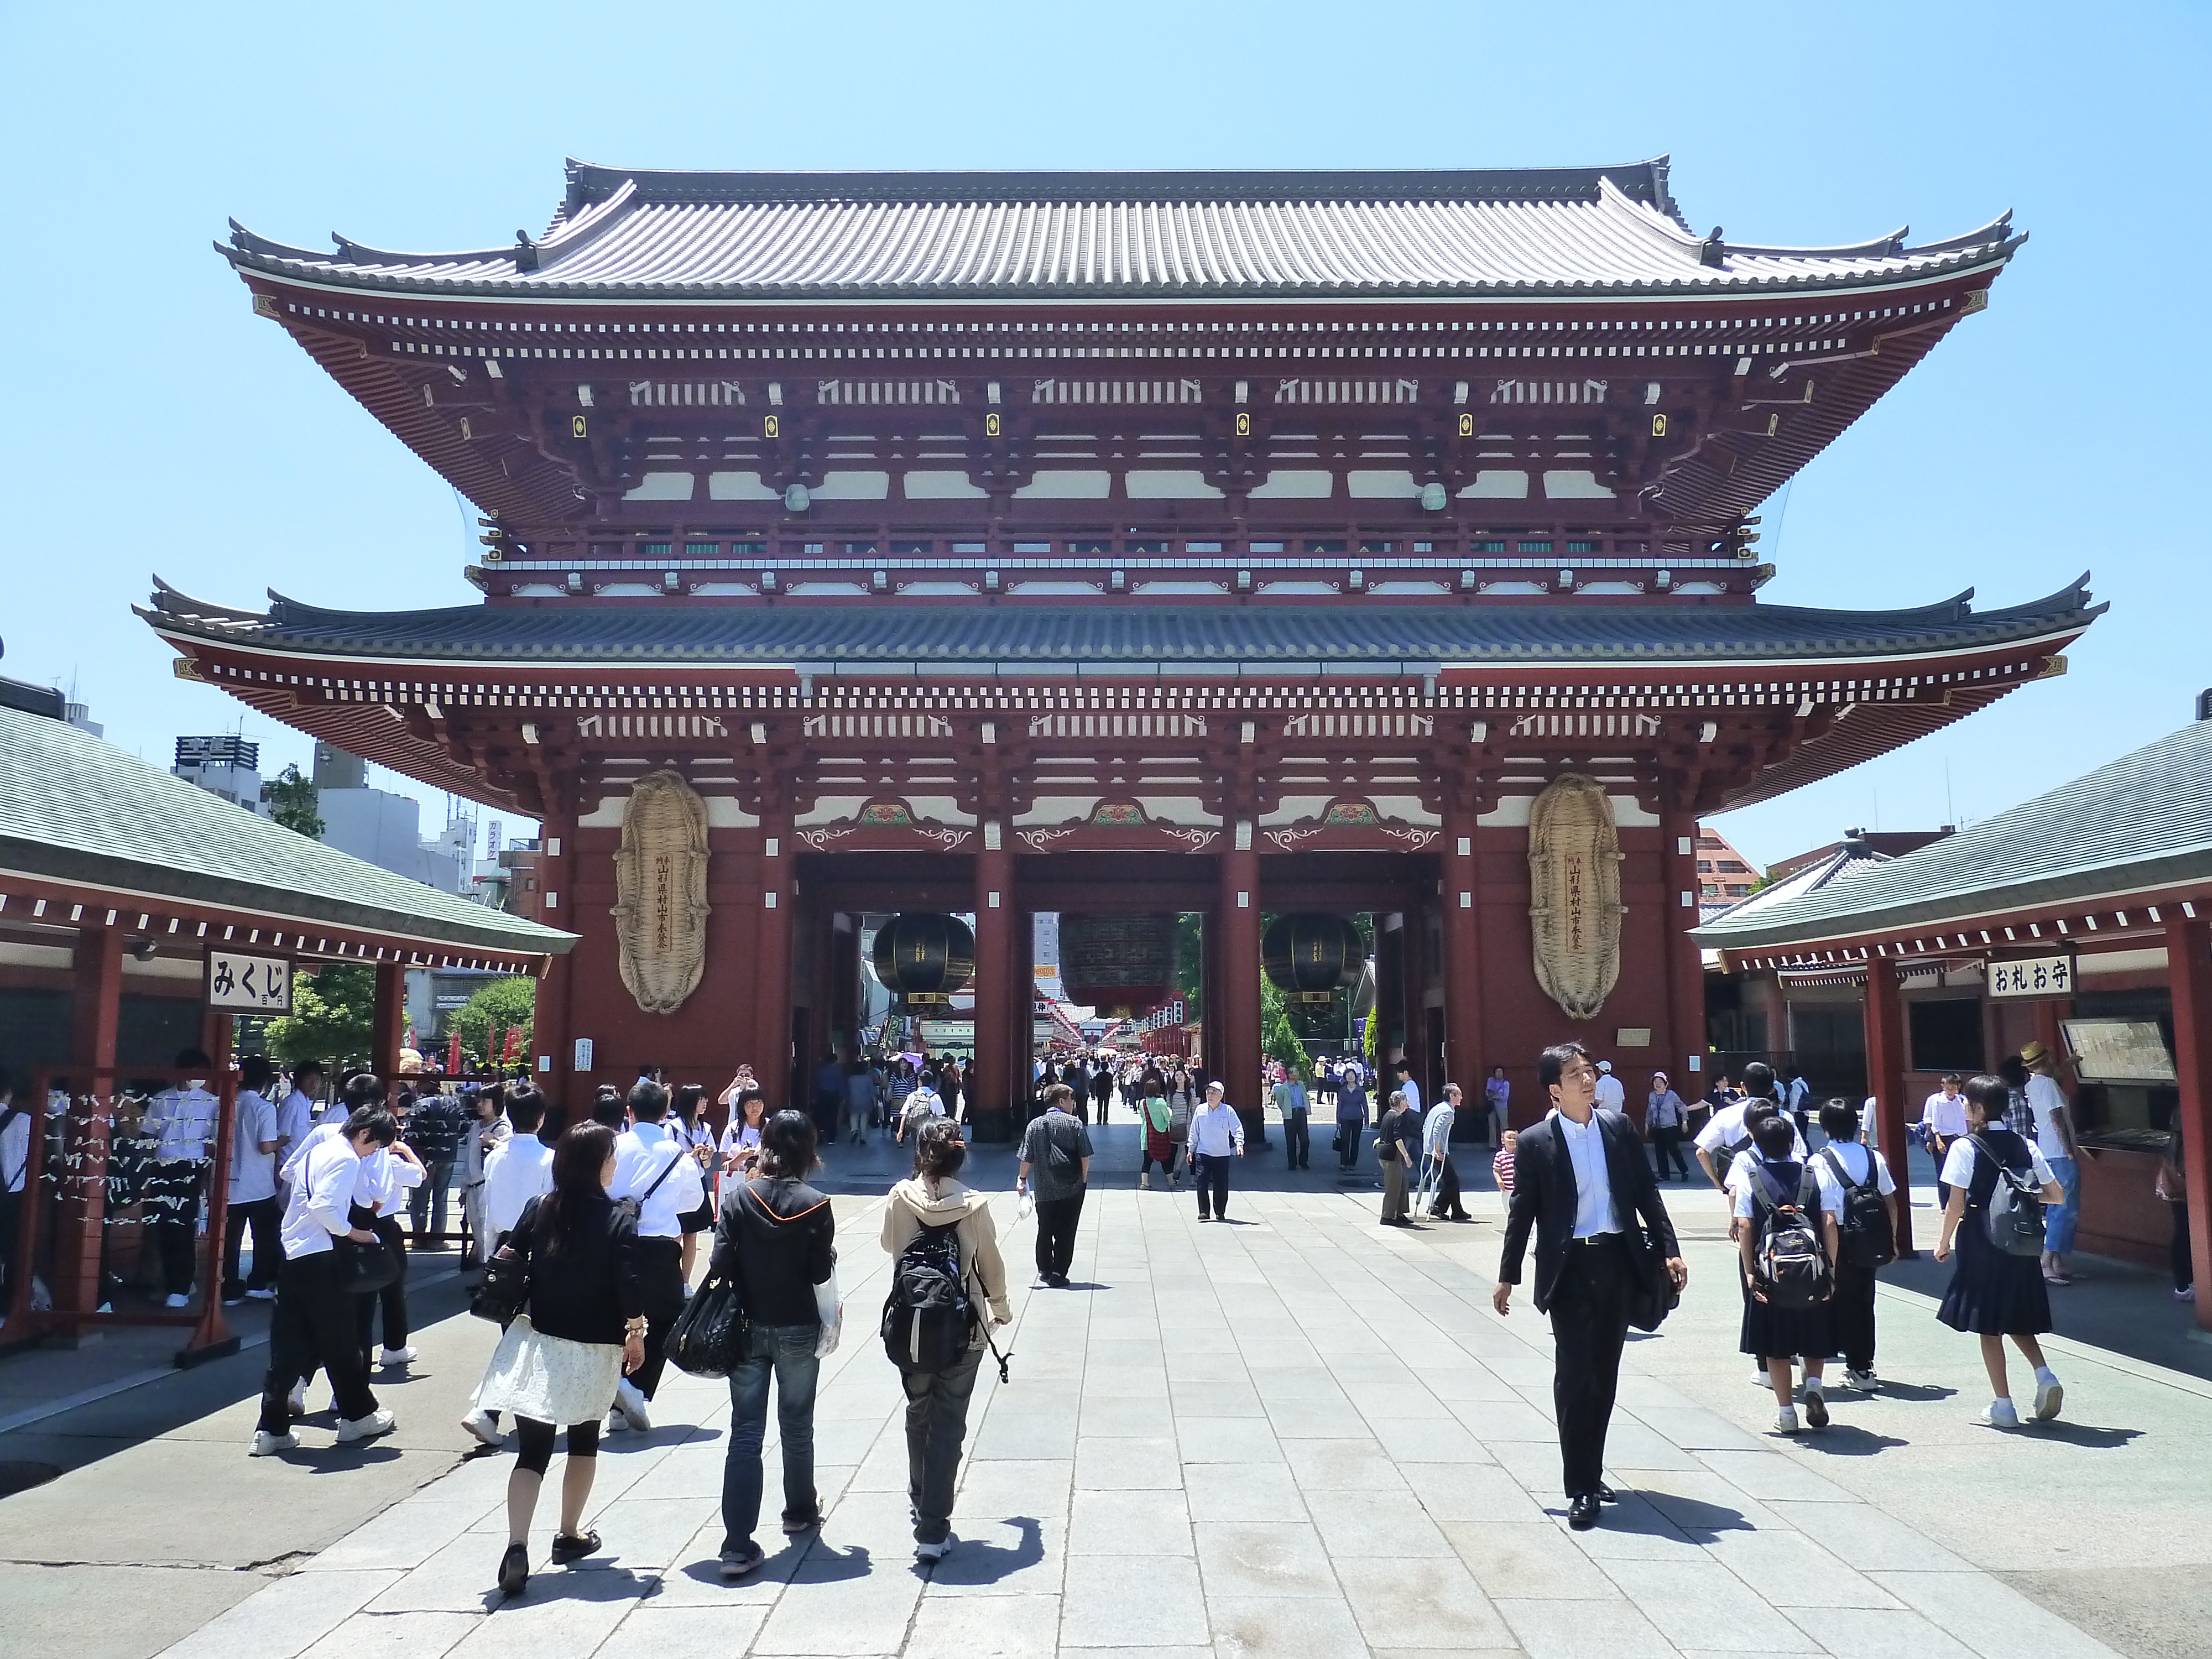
[1059,914,1178,1015]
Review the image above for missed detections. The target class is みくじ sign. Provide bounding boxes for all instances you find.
[205,950,294,1014]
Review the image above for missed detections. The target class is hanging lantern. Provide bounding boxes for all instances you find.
[1262,912,1363,1003]
[870,913,976,1005]
[1060,913,1178,1015]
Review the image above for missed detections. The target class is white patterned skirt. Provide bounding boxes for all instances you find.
[474,1315,624,1427]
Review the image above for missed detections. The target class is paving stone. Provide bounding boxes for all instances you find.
[1442,1520,1620,1599]
[1068,1488,1193,1554]
[1192,1520,1341,1599]
[1072,1436,1181,1489]
[1694,1447,1858,1503]
[595,1603,771,1658]
[440,1567,648,1659]
[1780,1605,1981,1658]
[1762,1499,1970,1572]
[1867,1570,2130,1658]
[1701,1528,1900,1608]
[1284,1437,1409,1491]
[161,1572,403,1659]
[1598,1558,1809,1650]
[1057,1553,1208,1647]
[905,1592,1063,1658]
[1492,1595,1679,1659]
[1305,1488,1454,1557]
[1168,1413,1285,1463]
[1339,1554,1516,1648]
[921,1515,1065,1597]
[309,1500,484,1572]
[753,1547,928,1655]
[1182,1463,1311,1523]
[293,1610,479,1659]
[1208,1593,1371,1658]
[1401,1461,1543,1523]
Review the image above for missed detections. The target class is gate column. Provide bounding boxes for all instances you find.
[2166,914,2212,1333]
[1864,956,1914,1256]
[972,821,1014,1141]
[1219,822,1263,1134]
[1442,801,1486,1105]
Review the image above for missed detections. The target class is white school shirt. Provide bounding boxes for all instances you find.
[1698,1102,1807,1165]
[1733,1157,1844,1222]
[1397,1077,1422,1117]
[481,1134,556,1239]
[356,1144,421,1212]
[279,1134,362,1258]
[612,1120,706,1239]
[1921,1091,1969,1138]
[1,1103,29,1193]
[1185,1101,1246,1158]
[275,1089,315,1166]
[2027,1074,2073,1161]
[229,1089,280,1204]
[1940,1135,2056,1191]
[1811,1141,1897,1206]
[144,1084,219,1162]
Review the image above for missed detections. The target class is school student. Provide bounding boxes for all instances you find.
[1812,1099,1898,1388]
[607,1079,707,1432]
[221,1055,284,1304]
[1736,1113,1841,1433]
[1934,1075,2067,1428]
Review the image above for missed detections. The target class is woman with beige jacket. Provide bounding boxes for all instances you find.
[880,1118,1011,1564]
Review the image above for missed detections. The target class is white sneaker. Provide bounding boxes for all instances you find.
[378,1345,418,1366]
[1802,1383,1829,1430]
[1752,1368,1772,1387]
[915,1536,953,1564]
[286,1383,307,1417]
[245,1287,276,1301]
[164,1292,191,1309]
[1976,1399,2022,1430]
[2033,1376,2064,1422]
[336,1408,397,1443]
[460,1408,504,1449]
[1843,1368,1878,1391]
[249,1430,299,1457]
[1773,1405,1800,1434]
[614,1379,652,1432]
[605,1410,625,1434]
[1140,1173,1151,1190]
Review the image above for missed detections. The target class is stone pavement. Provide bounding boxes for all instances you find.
[80,1142,2207,1659]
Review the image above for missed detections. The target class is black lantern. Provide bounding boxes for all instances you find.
[1262,912,1363,1003]
[870,913,976,1005]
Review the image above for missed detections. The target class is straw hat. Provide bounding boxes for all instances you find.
[2020,1039,2052,1069]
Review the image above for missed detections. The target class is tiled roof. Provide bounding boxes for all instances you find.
[0,704,575,957]
[143,578,2099,674]
[221,159,2020,302]
[1694,721,2212,950]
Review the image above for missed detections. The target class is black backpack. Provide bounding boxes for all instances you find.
[1819,1147,1896,1269]
[881,1220,974,1373]
[1971,1133,2049,1257]
[1749,1161,1829,1308]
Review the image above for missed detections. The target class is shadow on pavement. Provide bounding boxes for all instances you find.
[927,1515,1044,1585]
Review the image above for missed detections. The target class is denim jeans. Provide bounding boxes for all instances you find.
[721,1322,822,1552]
[904,1345,983,1544]
[2044,1155,2081,1255]
[405,1160,454,1239]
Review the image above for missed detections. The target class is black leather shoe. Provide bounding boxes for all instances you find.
[1596,1483,1618,1503]
[1568,1494,1601,1530]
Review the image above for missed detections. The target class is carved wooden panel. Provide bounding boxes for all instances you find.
[1527,773,1626,1021]
[612,769,711,1015]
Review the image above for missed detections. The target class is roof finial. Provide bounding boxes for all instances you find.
[1698,226,1726,268]
[513,229,539,273]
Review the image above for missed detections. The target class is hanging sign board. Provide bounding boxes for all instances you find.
[204,950,294,1014]
[1987,953,2075,1000]
[2060,1019,2176,1084]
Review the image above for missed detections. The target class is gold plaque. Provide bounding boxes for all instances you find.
[764,414,780,439]
[571,414,588,439]
[1651,413,1668,437]
[985,412,1001,437]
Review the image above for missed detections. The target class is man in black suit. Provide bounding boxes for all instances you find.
[1494,1041,1688,1530]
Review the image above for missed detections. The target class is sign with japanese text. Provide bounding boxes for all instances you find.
[205,950,294,1014]
[1987,954,2075,1000]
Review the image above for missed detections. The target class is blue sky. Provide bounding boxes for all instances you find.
[2,2,2203,868]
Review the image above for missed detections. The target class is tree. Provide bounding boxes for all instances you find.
[1261,976,1311,1076]
[264,964,375,1071]
[265,763,324,838]
[448,976,535,1072]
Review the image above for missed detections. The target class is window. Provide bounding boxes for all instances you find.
[1907,998,1984,1073]
[1697,860,1713,872]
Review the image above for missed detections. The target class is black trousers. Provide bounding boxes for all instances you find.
[352,1214,410,1358]
[1193,1153,1232,1219]
[1832,1257,1879,1372]
[1547,1235,1632,1500]
[1035,1191,1086,1279]
[1651,1127,1691,1180]
[2173,1201,2194,1293]
[259,1251,378,1433]
[1427,1154,1467,1218]
[1337,1123,1363,1170]
[629,1235,689,1399]
[149,1160,208,1296]
[223,1196,283,1296]
[0,1189,18,1308]
[1282,1112,1310,1169]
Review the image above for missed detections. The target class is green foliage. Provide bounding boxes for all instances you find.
[1174,910,1203,1021]
[1261,975,1310,1075]
[264,964,375,1071]
[447,976,535,1070]
[265,763,324,838]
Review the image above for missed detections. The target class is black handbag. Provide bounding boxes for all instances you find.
[666,1270,750,1379]
[1625,1222,1680,1332]
[471,1235,529,1326]
[333,1233,401,1295]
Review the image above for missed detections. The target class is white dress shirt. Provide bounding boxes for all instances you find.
[275,1089,315,1166]
[482,1133,556,1239]
[1812,1141,1897,1204]
[1,1102,29,1193]
[1554,1110,1622,1238]
[612,1120,707,1239]
[1185,1102,1246,1159]
[229,1090,279,1204]
[1398,1077,1422,1117]
[279,1134,362,1258]
[2028,1074,2072,1161]
[1921,1090,1969,1138]
[356,1144,421,1212]
[1696,1101,1807,1163]
[145,1084,219,1162]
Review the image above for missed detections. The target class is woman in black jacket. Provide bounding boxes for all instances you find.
[711,1110,837,1581]
[475,1121,644,1596]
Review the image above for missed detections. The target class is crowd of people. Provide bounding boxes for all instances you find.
[129,1018,2130,1580]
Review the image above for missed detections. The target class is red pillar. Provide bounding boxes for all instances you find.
[2164,914,2212,1333]
[1864,955,1915,1256]
[757,822,795,1109]
[1219,825,1262,1132]
[972,823,1014,1139]
[370,962,406,1081]
[531,815,576,1125]
[1442,804,1487,1100]
[1661,802,1708,1089]
[57,926,124,1327]
[184,1014,238,1360]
